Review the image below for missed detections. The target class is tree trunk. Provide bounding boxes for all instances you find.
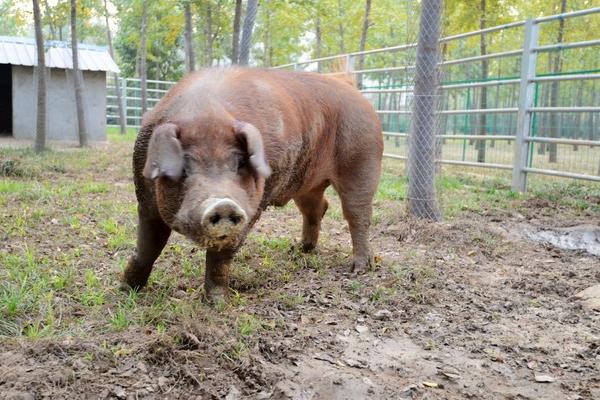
[33,0,46,153]
[263,2,271,67]
[104,0,127,135]
[337,0,345,53]
[140,0,148,115]
[356,0,372,89]
[239,0,258,65]
[42,0,56,40]
[315,15,322,72]
[548,0,567,163]
[71,0,88,147]
[477,0,487,163]
[408,0,442,221]
[204,1,213,66]
[231,0,242,64]
[184,1,196,73]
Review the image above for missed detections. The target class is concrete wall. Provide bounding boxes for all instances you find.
[12,65,107,142]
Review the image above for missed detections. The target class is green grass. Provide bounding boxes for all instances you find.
[0,128,596,342]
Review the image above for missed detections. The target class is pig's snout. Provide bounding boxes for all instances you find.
[198,198,247,242]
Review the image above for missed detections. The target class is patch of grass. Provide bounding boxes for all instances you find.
[79,269,105,307]
[275,292,305,310]
[237,313,261,337]
[376,175,407,201]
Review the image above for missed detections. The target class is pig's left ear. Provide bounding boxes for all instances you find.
[143,123,184,180]
[235,121,271,179]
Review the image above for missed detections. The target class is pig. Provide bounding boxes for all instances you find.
[122,67,383,302]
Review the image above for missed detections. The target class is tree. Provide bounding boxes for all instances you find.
[337,0,346,53]
[33,0,46,153]
[204,1,213,66]
[104,0,127,135]
[262,0,272,67]
[184,0,195,72]
[231,0,242,63]
[356,0,372,88]
[408,0,442,220]
[239,0,258,65]
[71,0,88,147]
[139,0,148,115]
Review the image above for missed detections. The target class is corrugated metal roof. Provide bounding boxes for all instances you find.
[46,47,120,73]
[0,36,120,73]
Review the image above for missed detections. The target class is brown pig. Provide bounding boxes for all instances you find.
[122,67,383,302]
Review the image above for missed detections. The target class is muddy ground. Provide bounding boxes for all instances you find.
[0,137,599,399]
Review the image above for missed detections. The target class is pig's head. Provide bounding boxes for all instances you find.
[143,117,271,250]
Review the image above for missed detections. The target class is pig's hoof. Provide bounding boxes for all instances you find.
[351,257,372,274]
[301,242,318,253]
[205,286,228,306]
[119,279,144,292]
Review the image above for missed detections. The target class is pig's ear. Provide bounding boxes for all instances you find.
[143,123,184,180]
[235,121,271,179]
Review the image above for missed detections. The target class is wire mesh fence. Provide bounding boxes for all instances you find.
[106,6,600,217]
[272,7,600,190]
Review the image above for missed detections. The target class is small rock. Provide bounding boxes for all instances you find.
[113,386,127,399]
[355,324,369,334]
[373,309,392,320]
[345,358,368,369]
[422,381,439,388]
[534,374,556,383]
[255,391,271,399]
[225,385,241,400]
[399,385,418,398]
[572,285,600,311]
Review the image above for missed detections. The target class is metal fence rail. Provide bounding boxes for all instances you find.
[106,7,600,191]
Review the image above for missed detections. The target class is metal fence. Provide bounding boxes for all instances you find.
[107,78,175,128]
[273,7,600,191]
[107,7,600,192]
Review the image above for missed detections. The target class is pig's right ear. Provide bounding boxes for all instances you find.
[143,123,184,180]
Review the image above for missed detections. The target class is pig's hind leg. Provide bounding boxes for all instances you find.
[333,158,381,273]
[293,183,329,252]
[122,210,171,290]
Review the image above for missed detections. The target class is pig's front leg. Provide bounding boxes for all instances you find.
[123,211,171,290]
[205,248,235,303]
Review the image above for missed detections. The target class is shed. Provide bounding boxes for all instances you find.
[0,36,119,142]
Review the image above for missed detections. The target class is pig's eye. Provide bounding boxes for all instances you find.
[235,153,249,174]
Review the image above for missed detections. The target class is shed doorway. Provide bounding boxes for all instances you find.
[0,64,12,136]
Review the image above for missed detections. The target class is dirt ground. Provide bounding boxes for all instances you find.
[0,137,599,399]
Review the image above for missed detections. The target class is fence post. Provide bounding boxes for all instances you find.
[346,54,355,74]
[407,0,442,220]
[512,19,539,192]
[120,77,128,129]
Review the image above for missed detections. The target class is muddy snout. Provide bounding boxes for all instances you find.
[196,198,248,243]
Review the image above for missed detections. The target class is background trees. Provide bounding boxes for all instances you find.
[0,0,596,83]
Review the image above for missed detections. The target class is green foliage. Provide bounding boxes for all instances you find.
[2,0,597,82]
